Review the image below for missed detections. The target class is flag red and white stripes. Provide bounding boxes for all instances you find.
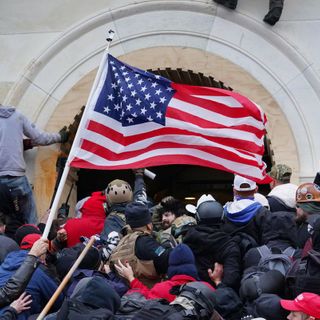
[69,54,271,183]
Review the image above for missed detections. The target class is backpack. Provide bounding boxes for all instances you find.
[131,299,196,320]
[285,250,320,298]
[257,245,295,275]
[56,299,114,320]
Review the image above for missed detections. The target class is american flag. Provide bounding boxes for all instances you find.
[69,54,271,183]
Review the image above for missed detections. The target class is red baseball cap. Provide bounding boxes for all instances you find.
[280,292,320,317]
[20,233,41,250]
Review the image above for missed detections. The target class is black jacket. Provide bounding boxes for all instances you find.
[244,211,300,269]
[183,224,241,290]
[0,255,38,307]
[135,235,172,275]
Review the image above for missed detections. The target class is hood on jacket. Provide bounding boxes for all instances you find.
[224,199,262,225]
[80,191,106,220]
[261,211,297,247]
[0,105,15,118]
[268,183,298,209]
[71,276,120,312]
[0,250,28,271]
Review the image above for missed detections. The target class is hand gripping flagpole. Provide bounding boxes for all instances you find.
[42,30,115,239]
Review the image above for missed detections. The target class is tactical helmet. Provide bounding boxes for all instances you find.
[296,183,320,203]
[179,281,216,313]
[171,215,197,238]
[196,200,223,224]
[105,179,133,205]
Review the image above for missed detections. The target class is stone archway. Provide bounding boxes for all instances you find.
[5,1,318,214]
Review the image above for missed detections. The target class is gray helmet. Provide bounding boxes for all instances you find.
[196,201,223,224]
[179,281,216,313]
[105,179,133,205]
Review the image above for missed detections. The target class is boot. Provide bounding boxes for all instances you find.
[213,0,238,10]
[263,0,284,25]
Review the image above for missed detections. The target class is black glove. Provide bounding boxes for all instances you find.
[23,139,34,150]
[59,126,69,143]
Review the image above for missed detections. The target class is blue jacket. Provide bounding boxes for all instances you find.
[0,250,63,320]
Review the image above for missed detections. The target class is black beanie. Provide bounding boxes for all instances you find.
[125,202,151,228]
[15,224,42,245]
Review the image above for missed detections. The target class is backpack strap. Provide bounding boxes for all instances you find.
[282,246,295,258]
[256,245,272,259]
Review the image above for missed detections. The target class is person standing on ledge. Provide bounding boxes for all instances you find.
[213,0,285,26]
[0,104,68,225]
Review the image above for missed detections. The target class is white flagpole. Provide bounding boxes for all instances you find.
[42,30,115,239]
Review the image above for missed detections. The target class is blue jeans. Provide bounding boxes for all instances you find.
[0,175,38,225]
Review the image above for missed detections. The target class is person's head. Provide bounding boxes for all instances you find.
[20,233,42,250]
[125,201,152,232]
[186,194,222,224]
[295,183,320,224]
[15,224,42,246]
[269,164,292,189]
[280,292,320,319]
[160,197,184,229]
[167,243,199,279]
[105,179,133,207]
[233,175,257,198]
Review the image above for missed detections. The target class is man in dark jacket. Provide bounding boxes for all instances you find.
[184,194,241,290]
[222,175,268,248]
[243,211,300,270]
[53,277,120,320]
[295,182,320,249]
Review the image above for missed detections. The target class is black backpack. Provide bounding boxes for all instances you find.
[256,245,295,276]
[285,250,320,298]
[56,299,114,320]
[131,299,196,320]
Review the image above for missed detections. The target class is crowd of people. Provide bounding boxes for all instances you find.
[0,159,320,319]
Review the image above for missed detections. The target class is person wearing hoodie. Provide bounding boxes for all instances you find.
[222,175,269,248]
[183,195,241,290]
[0,104,68,225]
[267,164,298,213]
[243,211,300,270]
[51,277,121,320]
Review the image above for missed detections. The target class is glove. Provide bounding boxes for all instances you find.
[101,231,120,262]
[23,139,34,150]
[59,126,69,143]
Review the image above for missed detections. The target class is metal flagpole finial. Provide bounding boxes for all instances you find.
[106,29,115,42]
